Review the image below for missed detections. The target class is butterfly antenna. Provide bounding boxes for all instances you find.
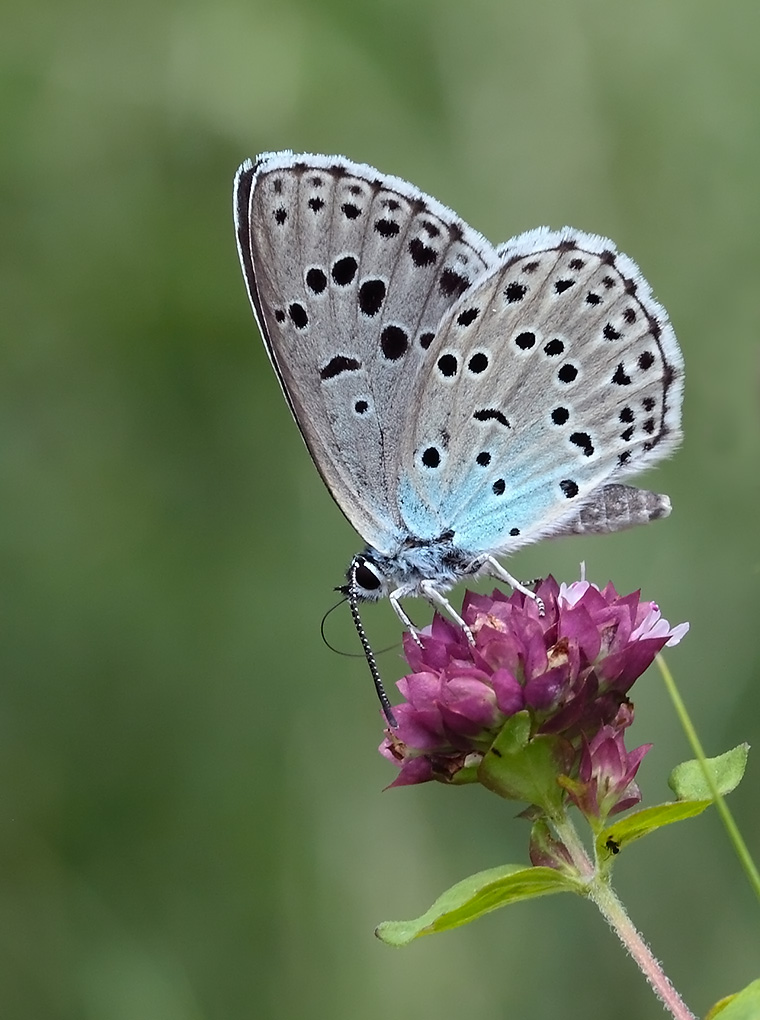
[348,564,397,728]
[321,599,400,658]
[320,597,350,655]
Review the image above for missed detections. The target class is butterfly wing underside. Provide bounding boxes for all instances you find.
[396,228,683,554]
[234,152,501,555]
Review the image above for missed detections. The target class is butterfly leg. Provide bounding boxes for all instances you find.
[388,590,425,647]
[419,580,475,644]
[478,556,546,616]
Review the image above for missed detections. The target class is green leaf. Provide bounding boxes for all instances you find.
[669,744,749,801]
[477,712,571,811]
[705,978,760,1019]
[375,864,582,946]
[599,799,711,854]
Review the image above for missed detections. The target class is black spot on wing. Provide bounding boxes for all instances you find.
[439,268,469,297]
[421,447,441,468]
[457,308,479,327]
[560,479,579,498]
[467,353,488,373]
[289,303,308,329]
[569,431,594,457]
[320,356,361,380]
[638,351,655,370]
[358,279,386,316]
[380,325,409,360]
[409,238,437,267]
[505,282,527,303]
[306,268,327,294]
[551,407,569,425]
[375,218,400,237]
[332,256,357,285]
[437,354,458,377]
[558,364,578,383]
[473,408,510,428]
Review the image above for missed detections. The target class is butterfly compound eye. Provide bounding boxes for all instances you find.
[354,558,383,592]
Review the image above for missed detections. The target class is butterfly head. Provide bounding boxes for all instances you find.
[342,552,390,603]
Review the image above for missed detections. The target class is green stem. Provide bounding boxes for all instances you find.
[656,652,760,902]
[552,813,696,1020]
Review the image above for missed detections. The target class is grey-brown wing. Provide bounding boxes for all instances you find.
[234,151,500,554]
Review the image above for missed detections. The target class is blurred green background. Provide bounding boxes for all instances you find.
[2,0,759,1016]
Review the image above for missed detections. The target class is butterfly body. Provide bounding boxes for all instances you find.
[233,151,683,639]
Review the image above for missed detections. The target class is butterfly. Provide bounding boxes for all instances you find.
[233,151,683,719]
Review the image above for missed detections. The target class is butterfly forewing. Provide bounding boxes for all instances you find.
[398,228,683,553]
[235,152,500,554]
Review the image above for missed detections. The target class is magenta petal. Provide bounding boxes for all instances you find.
[442,663,494,683]
[600,580,621,601]
[397,671,443,708]
[478,634,521,673]
[559,604,602,663]
[462,590,499,620]
[524,664,569,710]
[609,782,642,814]
[442,672,493,700]
[491,668,525,715]
[590,732,626,773]
[392,705,447,749]
[621,742,652,781]
[405,635,449,672]
[439,705,488,738]
[387,756,434,787]
[402,631,429,673]
[569,584,611,618]
[441,676,499,729]
[599,637,668,688]
[535,576,561,605]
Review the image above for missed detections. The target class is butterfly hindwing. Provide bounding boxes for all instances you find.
[234,152,501,554]
[397,227,683,553]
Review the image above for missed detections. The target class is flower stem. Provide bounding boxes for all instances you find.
[552,812,696,1020]
[550,811,594,878]
[656,652,760,903]
[588,879,697,1020]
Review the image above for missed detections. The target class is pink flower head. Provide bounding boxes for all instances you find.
[380,577,687,809]
[564,705,652,819]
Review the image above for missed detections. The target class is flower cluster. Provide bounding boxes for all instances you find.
[380,577,688,819]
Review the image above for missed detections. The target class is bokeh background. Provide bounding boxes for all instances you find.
[3,0,759,1017]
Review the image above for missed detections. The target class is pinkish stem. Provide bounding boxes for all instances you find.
[589,880,696,1020]
[552,814,696,1020]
